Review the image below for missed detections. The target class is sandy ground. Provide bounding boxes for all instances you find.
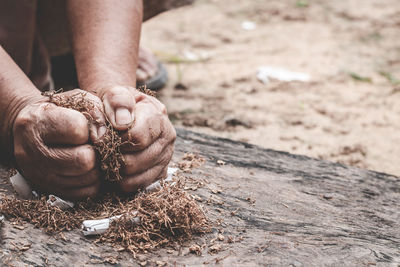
[141,0,400,176]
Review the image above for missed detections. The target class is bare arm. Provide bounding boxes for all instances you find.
[0,46,42,165]
[67,0,143,93]
[67,0,176,194]
[0,46,105,199]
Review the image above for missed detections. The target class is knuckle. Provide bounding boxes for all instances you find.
[160,103,167,115]
[76,147,96,172]
[14,110,35,131]
[132,133,149,149]
[13,146,26,161]
[68,113,89,141]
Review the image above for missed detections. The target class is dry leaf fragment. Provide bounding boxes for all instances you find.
[209,244,222,254]
[217,234,225,241]
[217,160,226,166]
[189,244,203,255]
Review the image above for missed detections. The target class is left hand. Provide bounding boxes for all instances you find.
[98,86,176,193]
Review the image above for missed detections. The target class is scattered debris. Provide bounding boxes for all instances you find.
[217,234,225,241]
[174,83,189,90]
[0,178,211,255]
[246,197,256,204]
[178,153,206,172]
[208,244,222,255]
[47,195,74,209]
[348,72,372,83]
[323,194,334,200]
[217,160,226,166]
[223,115,253,129]
[257,66,311,84]
[137,85,156,97]
[379,71,400,85]
[82,212,140,236]
[241,21,257,31]
[189,244,203,255]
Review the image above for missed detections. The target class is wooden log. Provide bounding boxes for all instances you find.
[0,128,399,266]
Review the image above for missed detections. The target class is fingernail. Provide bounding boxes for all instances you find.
[115,108,133,126]
[97,126,107,139]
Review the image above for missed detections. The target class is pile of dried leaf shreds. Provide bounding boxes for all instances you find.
[48,91,125,182]
[0,91,210,253]
[1,179,210,253]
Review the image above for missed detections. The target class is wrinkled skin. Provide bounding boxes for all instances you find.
[99,85,176,193]
[13,89,105,200]
[13,86,176,200]
[1,1,176,200]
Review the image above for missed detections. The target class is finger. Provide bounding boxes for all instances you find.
[44,145,97,176]
[122,139,174,175]
[56,168,102,189]
[120,102,164,152]
[119,164,168,193]
[102,86,136,130]
[52,89,107,142]
[39,105,89,145]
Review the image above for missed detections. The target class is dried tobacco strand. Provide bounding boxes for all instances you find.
[47,92,125,182]
[0,179,211,254]
[100,180,211,254]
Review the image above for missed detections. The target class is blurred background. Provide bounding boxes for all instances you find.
[141,0,400,176]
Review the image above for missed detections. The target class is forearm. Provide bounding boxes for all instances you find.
[0,46,42,165]
[67,0,143,95]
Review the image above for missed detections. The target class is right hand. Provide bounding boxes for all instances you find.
[13,89,106,200]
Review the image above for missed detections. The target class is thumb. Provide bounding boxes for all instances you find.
[102,86,136,131]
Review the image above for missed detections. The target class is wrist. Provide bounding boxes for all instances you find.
[75,59,137,97]
[1,90,44,166]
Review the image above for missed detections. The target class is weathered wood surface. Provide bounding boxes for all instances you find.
[0,128,399,266]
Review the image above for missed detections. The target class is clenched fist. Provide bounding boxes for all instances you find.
[98,86,176,193]
[13,89,105,200]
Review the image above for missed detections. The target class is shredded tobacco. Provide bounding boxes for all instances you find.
[48,91,126,182]
[0,179,210,253]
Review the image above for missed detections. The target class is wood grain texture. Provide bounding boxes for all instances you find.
[0,128,399,266]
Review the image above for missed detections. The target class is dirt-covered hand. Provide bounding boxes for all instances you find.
[99,86,176,192]
[13,89,105,200]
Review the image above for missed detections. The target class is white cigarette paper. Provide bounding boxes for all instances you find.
[47,195,75,209]
[82,212,140,236]
[82,167,178,236]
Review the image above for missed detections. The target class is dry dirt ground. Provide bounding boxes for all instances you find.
[141,0,400,176]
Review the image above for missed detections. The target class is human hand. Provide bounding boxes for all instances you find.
[13,89,106,200]
[99,86,176,193]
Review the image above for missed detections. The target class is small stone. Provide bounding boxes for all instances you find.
[217,160,226,166]
[156,261,167,267]
[189,244,202,255]
[209,244,222,254]
[217,234,225,241]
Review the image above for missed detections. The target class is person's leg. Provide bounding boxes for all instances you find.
[137,0,196,87]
